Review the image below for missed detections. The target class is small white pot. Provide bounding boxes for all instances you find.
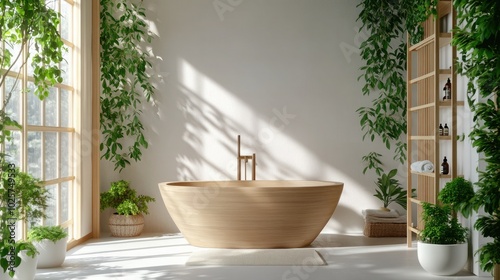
[34,237,68,268]
[417,241,467,276]
[0,250,38,280]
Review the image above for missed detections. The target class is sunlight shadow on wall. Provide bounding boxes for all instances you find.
[174,59,371,233]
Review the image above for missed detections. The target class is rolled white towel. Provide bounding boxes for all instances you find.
[362,209,400,218]
[421,160,434,172]
[410,160,434,173]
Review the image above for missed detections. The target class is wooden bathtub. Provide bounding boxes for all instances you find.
[158,180,343,248]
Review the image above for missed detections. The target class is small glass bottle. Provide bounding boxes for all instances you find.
[444,123,449,136]
[443,78,452,100]
[439,124,443,136]
[441,156,449,175]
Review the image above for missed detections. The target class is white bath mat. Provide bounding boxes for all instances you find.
[186,248,326,266]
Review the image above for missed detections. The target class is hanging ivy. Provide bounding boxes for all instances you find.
[100,0,155,171]
[453,0,500,273]
[356,0,436,175]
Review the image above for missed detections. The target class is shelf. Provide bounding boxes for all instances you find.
[410,170,435,177]
[439,33,452,47]
[410,102,435,112]
[439,69,452,76]
[409,34,435,52]
[410,198,423,205]
[410,170,453,179]
[409,226,421,235]
[439,135,452,140]
[410,135,435,141]
[439,100,464,106]
[438,0,452,17]
[410,71,436,84]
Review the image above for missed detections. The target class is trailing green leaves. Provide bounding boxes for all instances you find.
[357,0,437,194]
[100,0,155,171]
[453,0,500,272]
[356,0,408,175]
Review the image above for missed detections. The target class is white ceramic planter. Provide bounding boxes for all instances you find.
[34,237,68,268]
[0,251,38,280]
[417,241,467,276]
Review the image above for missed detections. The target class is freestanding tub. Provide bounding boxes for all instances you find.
[158,180,343,248]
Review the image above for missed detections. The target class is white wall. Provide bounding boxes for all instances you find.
[100,0,400,234]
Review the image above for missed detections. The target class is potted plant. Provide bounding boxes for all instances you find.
[363,169,413,237]
[373,169,412,211]
[417,177,474,276]
[27,225,68,268]
[100,180,155,237]
[0,241,39,280]
[0,165,49,279]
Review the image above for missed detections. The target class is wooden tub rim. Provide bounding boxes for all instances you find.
[160,180,344,189]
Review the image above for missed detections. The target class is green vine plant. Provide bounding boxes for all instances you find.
[357,0,437,176]
[0,1,64,145]
[453,0,500,273]
[100,0,156,171]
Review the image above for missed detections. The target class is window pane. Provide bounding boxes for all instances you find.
[27,44,37,77]
[27,83,42,125]
[44,88,58,126]
[28,132,42,178]
[60,132,72,177]
[44,132,58,180]
[61,1,71,41]
[5,131,21,167]
[61,181,70,222]
[61,47,72,85]
[5,77,21,123]
[6,43,22,73]
[60,89,71,127]
[44,184,58,226]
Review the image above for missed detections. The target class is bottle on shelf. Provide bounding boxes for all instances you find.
[441,156,449,175]
[439,124,444,136]
[443,78,452,100]
[444,123,449,136]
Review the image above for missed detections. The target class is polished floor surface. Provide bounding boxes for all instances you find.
[36,233,491,280]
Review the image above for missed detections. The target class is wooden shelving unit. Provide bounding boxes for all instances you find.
[406,0,460,247]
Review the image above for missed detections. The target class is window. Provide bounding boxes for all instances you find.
[2,0,79,241]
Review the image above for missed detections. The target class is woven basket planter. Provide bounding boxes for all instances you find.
[363,222,406,237]
[109,213,144,237]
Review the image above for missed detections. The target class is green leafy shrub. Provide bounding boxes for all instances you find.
[438,177,474,218]
[100,180,155,216]
[420,202,468,244]
[453,0,500,272]
[28,226,68,243]
[0,165,48,276]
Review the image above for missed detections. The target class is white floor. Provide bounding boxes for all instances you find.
[36,233,491,280]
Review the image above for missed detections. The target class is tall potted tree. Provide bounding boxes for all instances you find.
[417,177,475,276]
